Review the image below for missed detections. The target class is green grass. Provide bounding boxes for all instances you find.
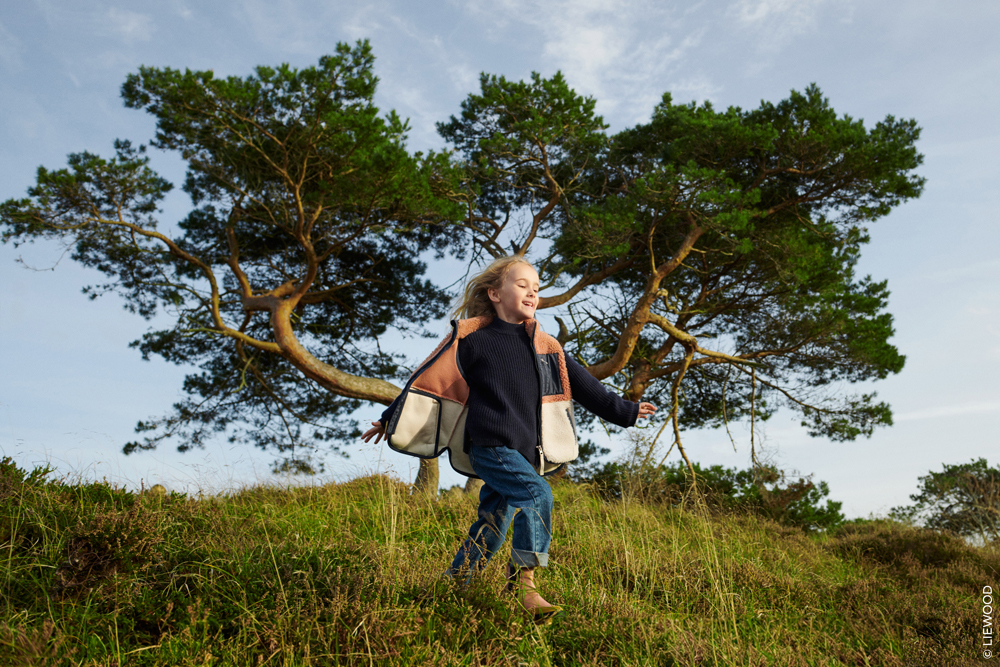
[1,456,995,666]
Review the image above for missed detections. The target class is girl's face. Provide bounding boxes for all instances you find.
[489,263,540,323]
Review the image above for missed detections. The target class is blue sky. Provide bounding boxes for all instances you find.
[1,0,998,517]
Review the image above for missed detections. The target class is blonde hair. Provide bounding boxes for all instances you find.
[452,255,535,320]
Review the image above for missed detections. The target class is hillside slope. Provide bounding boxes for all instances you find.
[1,458,994,666]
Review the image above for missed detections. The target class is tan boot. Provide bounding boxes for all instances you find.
[505,563,562,624]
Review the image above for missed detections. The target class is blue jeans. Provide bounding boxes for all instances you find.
[448,446,553,581]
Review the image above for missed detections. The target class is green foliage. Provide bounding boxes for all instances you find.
[436,71,608,254]
[2,49,925,473]
[889,458,1000,543]
[443,76,923,444]
[576,460,845,532]
[1,42,464,469]
[0,458,992,666]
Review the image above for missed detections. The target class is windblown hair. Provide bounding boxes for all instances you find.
[452,255,535,320]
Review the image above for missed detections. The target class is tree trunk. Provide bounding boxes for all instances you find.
[413,457,439,496]
[464,477,484,496]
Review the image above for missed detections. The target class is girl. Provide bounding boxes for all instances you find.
[362,256,656,621]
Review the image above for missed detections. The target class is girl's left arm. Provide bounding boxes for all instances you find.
[565,356,656,427]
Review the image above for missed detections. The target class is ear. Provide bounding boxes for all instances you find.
[487,287,501,304]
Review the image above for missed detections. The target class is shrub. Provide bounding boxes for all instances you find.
[577,460,845,531]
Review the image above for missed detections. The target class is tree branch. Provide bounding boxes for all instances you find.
[270,299,401,404]
[538,248,639,309]
[586,220,703,379]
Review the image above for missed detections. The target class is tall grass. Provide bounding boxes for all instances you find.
[1,456,995,666]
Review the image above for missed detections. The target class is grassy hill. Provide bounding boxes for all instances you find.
[1,456,995,666]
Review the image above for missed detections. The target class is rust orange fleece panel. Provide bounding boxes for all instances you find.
[409,317,492,404]
[409,316,573,405]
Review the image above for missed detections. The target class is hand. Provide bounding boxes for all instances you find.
[637,402,657,420]
[361,421,386,444]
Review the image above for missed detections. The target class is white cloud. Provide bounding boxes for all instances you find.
[732,0,818,25]
[730,0,823,35]
[921,259,1000,285]
[106,7,154,44]
[461,0,708,128]
[342,3,387,43]
[383,12,478,94]
[238,0,392,54]
[446,62,478,96]
[895,401,1000,422]
[225,0,712,139]
[727,0,853,53]
[668,76,723,106]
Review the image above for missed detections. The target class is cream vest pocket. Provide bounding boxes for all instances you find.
[389,391,440,457]
[539,400,578,463]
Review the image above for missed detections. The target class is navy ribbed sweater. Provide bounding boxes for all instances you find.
[382,317,640,467]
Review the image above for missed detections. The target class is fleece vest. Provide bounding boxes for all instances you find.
[384,316,578,478]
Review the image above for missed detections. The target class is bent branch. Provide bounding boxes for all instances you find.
[587,221,703,379]
[270,299,401,404]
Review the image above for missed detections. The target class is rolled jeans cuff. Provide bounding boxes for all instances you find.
[511,548,548,568]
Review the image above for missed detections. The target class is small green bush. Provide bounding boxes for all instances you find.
[577,460,846,532]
